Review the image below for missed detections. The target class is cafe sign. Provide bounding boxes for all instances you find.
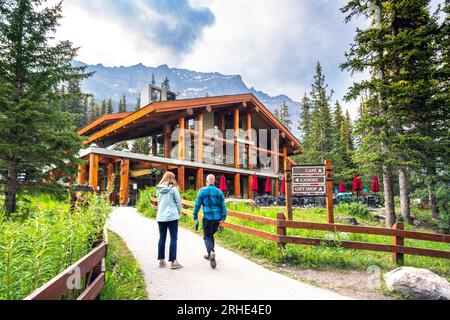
[292,165,326,196]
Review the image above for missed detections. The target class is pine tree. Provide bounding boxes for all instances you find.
[304,62,335,163]
[0,0,87,213]
[131,137,151,155]
[107,98,113,114]
[275,101,292,131]
[298,93,312,140]
[101,99,107,116]
[135,94,141,111]
[341,0,443,226]
[118,93,127,113]
[333,101,344,140]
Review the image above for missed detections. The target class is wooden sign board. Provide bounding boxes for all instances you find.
[292,165,326,196]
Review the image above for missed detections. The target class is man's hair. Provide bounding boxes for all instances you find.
[206,174,215,185]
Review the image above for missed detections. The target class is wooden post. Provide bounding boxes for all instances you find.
[247,111,253,170]
[107,163,115,204]
[277,212,287,251]
[89,154,99,191]
[325,160,334,224]
[392,222,405,265]
[275,178,279,198]
[119,159,130,206]
[234,109,240,169]
[77,164,87,185]
[178,117,185,160]
[178,166,186,192]
[234,173,241,198]
[285,163,293,221]
[164,123,171,158]
[197,113,204,163]
[152,136,157,156]
[196,168,204,190]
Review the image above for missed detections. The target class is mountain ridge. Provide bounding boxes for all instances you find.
[74,61,301,136]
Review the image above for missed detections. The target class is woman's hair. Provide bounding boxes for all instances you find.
[159,171,178,187]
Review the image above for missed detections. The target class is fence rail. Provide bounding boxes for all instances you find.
[24,230,108,300]
[150,197,450,263]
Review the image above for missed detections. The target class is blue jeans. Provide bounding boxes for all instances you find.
[157,220,178,262]
[203,219,221,254]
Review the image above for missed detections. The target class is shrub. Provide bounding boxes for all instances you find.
[136,187,157,219]
[0,194,111,300]
[336,202,371,220]
[181,189,197,201]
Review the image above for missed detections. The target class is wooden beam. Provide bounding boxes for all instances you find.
[130,169,153,178]
[234,109,240,169]
[325,160,334,224]
[164,123,171,158]
[77,164,87,185]
[275,178,279,198]
[247,111,253,170]
[196,168,204,190]
[119,159,130,206]
[234,173,241,198]
[178,117,185,160]
[107,163,115,203]
[178,166,186,192]
[247,175,253,199]
[197,113,204,163]
[89,154,99,191]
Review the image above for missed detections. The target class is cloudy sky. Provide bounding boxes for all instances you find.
[53,0,442,117]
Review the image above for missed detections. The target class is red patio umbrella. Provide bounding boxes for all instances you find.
[251,174,259,192]
[219,175,227,192]
[371,176,380,193]
[353,174,363,198]
[281,177,286,195]
[264,178,272,193]
[338,179,347,193]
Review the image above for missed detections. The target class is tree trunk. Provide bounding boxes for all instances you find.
[398,168,411,223]
[4,166,18,214]
[383,164,396,227]
[428,181,439,219]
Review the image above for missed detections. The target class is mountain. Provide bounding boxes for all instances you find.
[74,61,301,136]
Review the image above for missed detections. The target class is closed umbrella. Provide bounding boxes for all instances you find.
[219,175,227,192]
[353,174,362,198]
[338,179,347,193]
[372,176,380,193]
[281,177,286,195]
[251,174,259,192]
[264,178,272,194]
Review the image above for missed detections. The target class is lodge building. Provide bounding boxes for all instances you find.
[76,80,301,205]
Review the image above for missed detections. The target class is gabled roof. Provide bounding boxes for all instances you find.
[80,93,301,148]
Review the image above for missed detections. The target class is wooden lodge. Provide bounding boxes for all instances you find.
[76,81,301,205]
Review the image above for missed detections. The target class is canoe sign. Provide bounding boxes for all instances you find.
[292,165,326,196]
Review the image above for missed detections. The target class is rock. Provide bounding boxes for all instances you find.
[384,267,450,300]
[337,217,358,225]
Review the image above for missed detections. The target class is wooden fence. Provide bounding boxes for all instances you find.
[24,230,108,300]
[150,198,450,264]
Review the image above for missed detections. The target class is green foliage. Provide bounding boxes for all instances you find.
[181,189,198,201]
[131,137,151,155]
[336,202,371,220]
[274,101,292,131]
[101,231,147,300]
[0,194,111,300]
[136,187,157,219]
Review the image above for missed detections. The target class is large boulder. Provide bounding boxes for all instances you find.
[384,267,450,300]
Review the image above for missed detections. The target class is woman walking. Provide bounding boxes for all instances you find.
[156,172,183,269]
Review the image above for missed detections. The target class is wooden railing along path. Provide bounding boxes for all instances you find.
[24,229,108,300]
[151,198,450,264]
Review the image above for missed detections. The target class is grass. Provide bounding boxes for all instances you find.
[101,231,147,300]
[0,193,111,300]
[136,188,450,281]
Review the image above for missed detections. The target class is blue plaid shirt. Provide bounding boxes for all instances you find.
[193,185,227,221]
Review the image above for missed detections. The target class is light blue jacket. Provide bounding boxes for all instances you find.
[156,184,182,222]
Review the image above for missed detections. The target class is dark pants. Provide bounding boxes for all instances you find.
[157,220,178,262]
[203,219,221,254]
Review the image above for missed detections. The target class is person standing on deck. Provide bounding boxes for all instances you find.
[193,174,227,269]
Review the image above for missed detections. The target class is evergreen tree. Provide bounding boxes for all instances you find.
[131,137,151,155]
[274,101,292,131]
[341,0,443,226]
[0,0,86,213]
[118,93,127,113]
[298,93,312,140]
[107,98,113,114]
[101,99,107,116]
[333,101,344,140]
[135,94,141,111]
[304,62,335,163]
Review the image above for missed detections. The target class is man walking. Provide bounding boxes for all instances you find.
[193,174,227,269]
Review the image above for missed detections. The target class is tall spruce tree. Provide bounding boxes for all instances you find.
[135,94,141,111]
[298,93,312,140]
[341,0,443,226]
[101,99,107,116]
[274,101,292,131]
[0,0,86,213]
[107,97,113,114]
[118,93,127,113]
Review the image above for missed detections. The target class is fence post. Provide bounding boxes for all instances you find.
[392,222,404,265]
[277,212,287,251]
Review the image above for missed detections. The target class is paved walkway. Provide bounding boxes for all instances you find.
[107,207,351,300]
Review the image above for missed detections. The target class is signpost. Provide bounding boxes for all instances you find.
[287,161,334,224]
